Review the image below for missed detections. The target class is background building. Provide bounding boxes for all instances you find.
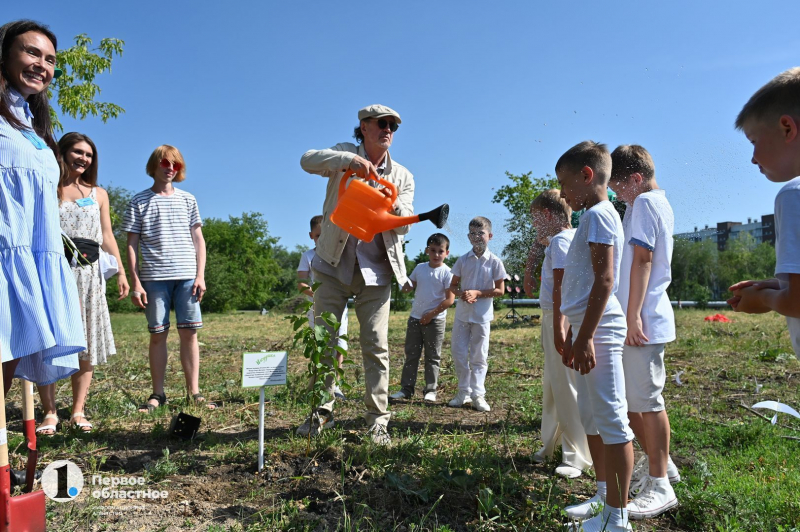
[675,214,775,250]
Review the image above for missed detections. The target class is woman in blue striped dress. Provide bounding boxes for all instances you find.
[0,20,84,391]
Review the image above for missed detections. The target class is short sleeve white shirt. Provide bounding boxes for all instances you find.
[774,177,800,357]
[561,201,624,319]
[451,249,507,323]
[408,262,453,321]
[617,190,676,343]
[298,249,316,302]
[540,229,576,311]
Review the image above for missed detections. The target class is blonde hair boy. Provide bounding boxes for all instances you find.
[729,67,800,358]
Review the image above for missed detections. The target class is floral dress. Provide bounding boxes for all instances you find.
[60,188,116,365]
[0,88,83,385]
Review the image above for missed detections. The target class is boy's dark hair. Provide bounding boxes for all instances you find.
[469,216,492,232]
[555,141,611,183]
[427,233,450,250]
[610,144,655,181]
[310,215,324,231]
[736,67,800,130]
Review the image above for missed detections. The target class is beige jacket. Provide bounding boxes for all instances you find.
[300,142,415,285]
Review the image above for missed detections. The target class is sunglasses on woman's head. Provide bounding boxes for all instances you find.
[375,118,399,132]
[159,158,183,172]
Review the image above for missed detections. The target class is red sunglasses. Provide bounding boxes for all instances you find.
[159,158,183,172]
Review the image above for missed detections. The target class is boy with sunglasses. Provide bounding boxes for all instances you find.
[122,145,215,412]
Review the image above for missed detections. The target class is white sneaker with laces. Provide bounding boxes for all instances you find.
[295,410,334,437]
[565,513,632,532]
[564,493,604,520]
[626,476,678,519]
[472,395,491,412]
[423,391,437,402]
[630,455,682,496]
[389,391,409,400]
[448,390,472,407]
[365,423,391,446]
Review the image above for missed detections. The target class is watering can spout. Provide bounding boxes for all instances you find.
[330,170,450,242]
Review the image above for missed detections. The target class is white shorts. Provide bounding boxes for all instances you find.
[569,310,634,445]
[622,343,666,412]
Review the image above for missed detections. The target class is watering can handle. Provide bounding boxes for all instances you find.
[337,169,398,204]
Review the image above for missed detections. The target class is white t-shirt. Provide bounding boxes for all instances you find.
[408,262,453,321]
[617,190,676,344]
[121,188,201,281]
[540,228,576,311]
[298,248,348,332]
[561,201,624,319]
[452,249,507,323]
[774,177,800,357]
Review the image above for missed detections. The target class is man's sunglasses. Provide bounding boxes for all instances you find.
[159,158,183,172]
[375,118,399,133]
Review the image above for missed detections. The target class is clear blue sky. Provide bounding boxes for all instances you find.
[9,2,800,262]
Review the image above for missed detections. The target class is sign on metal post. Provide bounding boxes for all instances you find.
[242,352,287,472]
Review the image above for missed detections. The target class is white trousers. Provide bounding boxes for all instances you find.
[451,318,490,397]
[538,310,593,470]
[570,310,634,445]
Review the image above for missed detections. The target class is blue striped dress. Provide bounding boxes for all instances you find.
[0,87,84,385]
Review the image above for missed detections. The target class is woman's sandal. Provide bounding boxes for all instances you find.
[71,412,93,433]
[189,393,218,410]
[138,393,167,413]
[35,414,59,436]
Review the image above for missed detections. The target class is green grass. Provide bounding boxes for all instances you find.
[7,308,799,531]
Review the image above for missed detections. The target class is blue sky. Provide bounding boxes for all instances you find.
[9,1,800,262]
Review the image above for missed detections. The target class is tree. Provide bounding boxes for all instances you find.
[491,171,559,274]
[202,213,282,312]
[49,33,125,131]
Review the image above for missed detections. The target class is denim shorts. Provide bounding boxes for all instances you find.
[141,279,202,334]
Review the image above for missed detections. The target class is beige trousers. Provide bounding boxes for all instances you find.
[312,268,391,427]
[537,310,593,470]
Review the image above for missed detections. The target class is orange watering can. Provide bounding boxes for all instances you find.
[330,170,449,242]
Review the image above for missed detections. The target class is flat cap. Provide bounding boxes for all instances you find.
[357,104,402,124]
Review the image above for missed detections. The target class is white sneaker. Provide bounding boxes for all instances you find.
[448,390,472,407]
[295,410,334,437]
[365,424,391,446]
[564,493,604,520]
[627,476,678,519]
[472,395,491,412]
[423,391,437,402]
[555,464,583,479]
[565,512,632,531]
[389,391,409,400]
[630,455,681,496]
[667,456,681,484]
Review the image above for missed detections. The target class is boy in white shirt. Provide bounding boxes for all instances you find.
[297,215,347,400]
[530,190,592,479]
[729,67,800,360]
[609,145,679,520]
[391,233,455,402]
[557,141,634,532]
[447,217,506,412]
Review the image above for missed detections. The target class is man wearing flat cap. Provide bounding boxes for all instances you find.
[299,104,414,445]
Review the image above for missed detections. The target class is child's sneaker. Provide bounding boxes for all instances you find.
[423,391,437,402]
[565,493,604,520]
[555,464,583,479]
[565,514,632,532]
[296,410,334,437]
[334,385,346,400]
[389,391,409,400]
[626,476,678,519]
[667,456,681,484]
[365,423,391,446]
[472,395,491,412]
[448,390,472,407]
